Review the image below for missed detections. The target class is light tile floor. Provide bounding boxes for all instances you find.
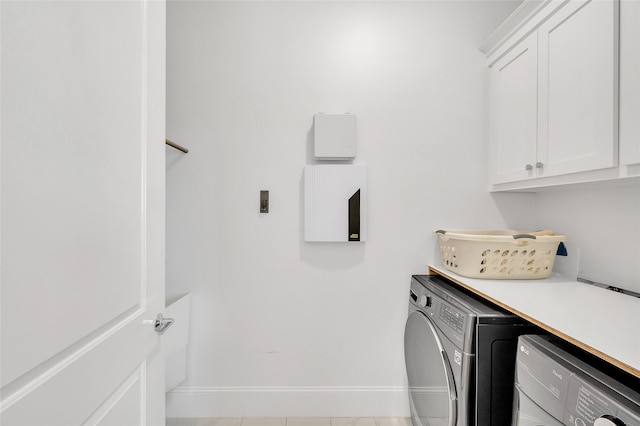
[166,418,412,426]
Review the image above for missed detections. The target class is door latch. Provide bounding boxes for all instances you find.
[145,313,175,335]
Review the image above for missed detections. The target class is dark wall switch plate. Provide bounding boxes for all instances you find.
[260,190,269,213]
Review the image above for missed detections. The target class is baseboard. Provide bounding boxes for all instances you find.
[166,386,410,418]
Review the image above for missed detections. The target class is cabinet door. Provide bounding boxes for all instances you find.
[489,32,538,184]
[619,0,640,166]
[537,0,618,177]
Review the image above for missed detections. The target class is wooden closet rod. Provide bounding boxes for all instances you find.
[165,139,189,154]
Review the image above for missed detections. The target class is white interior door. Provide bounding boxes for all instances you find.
[1,1,166,424]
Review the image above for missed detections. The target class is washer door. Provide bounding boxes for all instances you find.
[404,311,457,426]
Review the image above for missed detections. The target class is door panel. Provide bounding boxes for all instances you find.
[537,0,618,176]
[489,32,538,184]
[1,0,165,424]
[620,0,640,166]
[1,1,144,386]
[90,365,144,426]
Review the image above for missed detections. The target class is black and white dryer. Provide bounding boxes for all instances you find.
[404,275,537,426]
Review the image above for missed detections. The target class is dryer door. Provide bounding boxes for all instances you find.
[405,311,457,426]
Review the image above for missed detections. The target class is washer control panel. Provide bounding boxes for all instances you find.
[409,276,474,350]
[439,303,464,335]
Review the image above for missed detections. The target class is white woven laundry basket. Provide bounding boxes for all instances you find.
[435,229,567,280]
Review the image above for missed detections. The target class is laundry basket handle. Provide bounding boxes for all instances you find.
[512,234,536,239]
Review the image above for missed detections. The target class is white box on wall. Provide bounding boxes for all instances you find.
[314,114,356,159]
[304,165,367,242]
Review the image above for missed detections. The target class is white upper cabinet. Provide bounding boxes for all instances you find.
[483,0,625,189]
[537,0,618,177]
[490,32,538,184]
[619,0,640,167]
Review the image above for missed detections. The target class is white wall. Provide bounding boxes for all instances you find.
[164,0,535,417]
[533,185,640,293]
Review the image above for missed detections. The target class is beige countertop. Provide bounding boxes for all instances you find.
[428,265,640,378]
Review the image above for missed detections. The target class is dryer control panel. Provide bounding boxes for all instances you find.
[565,375,640,426]
[515,335,640,426]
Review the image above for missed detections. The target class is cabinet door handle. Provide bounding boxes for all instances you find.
[536,162,544,168]
[525,164,533,171]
